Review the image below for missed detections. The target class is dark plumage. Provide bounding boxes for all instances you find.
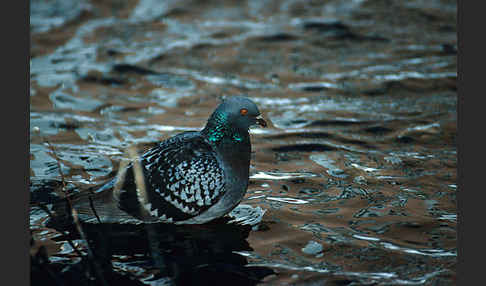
[59,96,266,225]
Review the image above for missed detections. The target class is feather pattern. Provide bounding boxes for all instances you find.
[115,132,226,222]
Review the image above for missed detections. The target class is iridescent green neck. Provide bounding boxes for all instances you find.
[203,111,246,144]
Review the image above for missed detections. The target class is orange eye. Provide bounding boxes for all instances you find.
[240,108,248,116]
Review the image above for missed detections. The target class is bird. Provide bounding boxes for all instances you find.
[52,96,267,226]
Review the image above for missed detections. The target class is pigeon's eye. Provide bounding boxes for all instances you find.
[240,108,248,116]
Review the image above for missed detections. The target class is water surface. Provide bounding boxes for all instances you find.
[30,0,457,285]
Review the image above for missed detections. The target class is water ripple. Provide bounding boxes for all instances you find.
[380,242,456,257]
[266,197,309,205]
[250,171,319,180]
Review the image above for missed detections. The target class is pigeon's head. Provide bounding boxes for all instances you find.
[204,96,267,142]
[214,96,267,131]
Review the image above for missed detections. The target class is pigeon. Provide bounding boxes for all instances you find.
[54,96,267,225]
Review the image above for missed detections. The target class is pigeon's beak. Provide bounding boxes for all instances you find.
[255,115,267,128]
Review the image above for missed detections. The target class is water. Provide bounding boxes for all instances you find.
[30,0,457,285]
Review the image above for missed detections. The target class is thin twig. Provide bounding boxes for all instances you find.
[71,207,109,286]
[127,147,149,206]
[127,146,153,219]
[33,127,108,286]
[88,196,102,224]
[41,134,68,194]
[112,158,129,203]
[39,201,109,286]
[127,147,173,280]
[36,203,85,258]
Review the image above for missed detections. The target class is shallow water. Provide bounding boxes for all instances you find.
[30,0,457,285]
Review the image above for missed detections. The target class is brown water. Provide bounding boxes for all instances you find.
[30,0,457,285]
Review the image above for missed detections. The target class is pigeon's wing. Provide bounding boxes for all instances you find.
[116,132,226,222]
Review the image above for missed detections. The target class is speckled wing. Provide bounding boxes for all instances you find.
[116,132,226,223]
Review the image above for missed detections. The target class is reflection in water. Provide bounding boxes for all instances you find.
[33,220,274,285]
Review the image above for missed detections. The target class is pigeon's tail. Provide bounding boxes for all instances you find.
[46,183,148,231]
[70,190,147,224]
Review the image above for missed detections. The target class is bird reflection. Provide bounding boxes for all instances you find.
[53,218,273,286]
